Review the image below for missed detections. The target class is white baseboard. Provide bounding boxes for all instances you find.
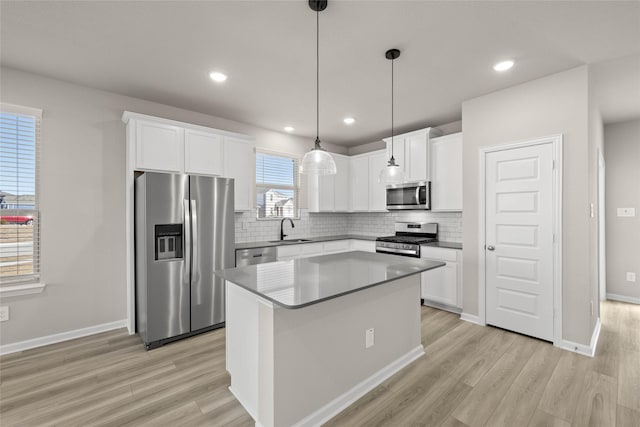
[606,293,640,305]
[460,312,483,325]
[422,300,462,315]
[557,318,601,358]
[228,386,258,422]
[0,319,128,356]
[290,345,425,427]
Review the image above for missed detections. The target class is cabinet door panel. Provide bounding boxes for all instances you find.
[431,133,462,211]
[184,130,224,175]
[421,263,457,306]
[318,174,335,211]
[405,133,428,182]
[368,151,388,211]
[349,156,369,211]
[135,120,183,172]
[224,137,255,211]
[349,240,376,253]
[334,155,350,211]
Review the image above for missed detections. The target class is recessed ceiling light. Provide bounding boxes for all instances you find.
[493,60,514,72]
[284,126,295,132]
[343,117,355,125]
[209,71,228,82]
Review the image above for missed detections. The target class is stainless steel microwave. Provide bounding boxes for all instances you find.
[386,181,430,210]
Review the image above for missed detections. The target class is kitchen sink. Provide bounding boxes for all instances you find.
[268,239,312,244]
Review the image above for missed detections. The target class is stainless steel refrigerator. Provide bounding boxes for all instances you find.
[135,172,234,349]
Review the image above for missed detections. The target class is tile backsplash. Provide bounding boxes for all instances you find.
[235,210,462,243]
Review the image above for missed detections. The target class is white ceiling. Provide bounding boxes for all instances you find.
[1,1,639,146]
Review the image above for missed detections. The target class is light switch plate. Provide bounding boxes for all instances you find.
[617,208,636,217]
[365,328,374,348]
[627,272,636,282]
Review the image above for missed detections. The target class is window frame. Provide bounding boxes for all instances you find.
[255,149,300,220]
[0,103,42,286]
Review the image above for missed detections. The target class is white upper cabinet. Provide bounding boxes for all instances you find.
[430,132,463,212]
[384,127,442,182]
[308,153,350,212]
[184,129,224,176]
[333,155,350,211]
[349,155,369,211]
[368,150,388,211]
[224,136,255,212]
[134,120,184,172]
[123,112,255,211]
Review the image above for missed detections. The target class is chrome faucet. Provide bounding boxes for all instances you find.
[280,218,295,240]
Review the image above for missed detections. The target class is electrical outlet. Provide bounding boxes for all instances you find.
[627,272,637,282]
[365,328,374,348]
[617,208,636,217]
[0,306,9,322]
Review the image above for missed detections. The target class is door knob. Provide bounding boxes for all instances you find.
[487,245,495,251]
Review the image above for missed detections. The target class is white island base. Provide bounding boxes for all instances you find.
[225,275,424,427]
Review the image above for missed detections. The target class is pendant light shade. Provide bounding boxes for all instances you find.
[299,138,337,175]
[379,48,405,185]
[300,0,337,176]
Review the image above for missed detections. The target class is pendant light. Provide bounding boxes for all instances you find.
[379,48,405,184]
[299,0,337,175]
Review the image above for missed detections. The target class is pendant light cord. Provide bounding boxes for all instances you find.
[390,56,395,162]
[315,8,320,147]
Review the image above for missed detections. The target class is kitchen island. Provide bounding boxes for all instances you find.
[215,251,445,427]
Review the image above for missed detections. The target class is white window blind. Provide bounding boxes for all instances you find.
[256,150,299,219]
[0,104,41,285]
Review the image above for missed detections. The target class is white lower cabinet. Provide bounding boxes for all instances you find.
[348,239,376,253]
[420,246,462,312]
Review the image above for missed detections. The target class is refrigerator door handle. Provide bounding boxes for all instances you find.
[190,199,199,283]
[183,198,192,285]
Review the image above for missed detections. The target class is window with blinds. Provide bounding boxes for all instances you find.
[0,105,41,285]
[256,150,299,219]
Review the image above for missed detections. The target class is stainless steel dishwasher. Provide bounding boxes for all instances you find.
[235,247,278,267]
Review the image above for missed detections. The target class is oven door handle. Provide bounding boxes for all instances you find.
[376,247,419,257]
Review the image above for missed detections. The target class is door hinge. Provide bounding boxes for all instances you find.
[552,160,555,169]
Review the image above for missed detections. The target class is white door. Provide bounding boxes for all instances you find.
[485,142,554,341]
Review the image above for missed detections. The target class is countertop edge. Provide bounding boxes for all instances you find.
[217,254,446,309]
[236,235,462,250]
[235,235,378,250]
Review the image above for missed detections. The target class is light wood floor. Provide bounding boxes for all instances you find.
[1,301,638,426]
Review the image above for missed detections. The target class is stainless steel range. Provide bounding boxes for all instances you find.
[376,222,438,258]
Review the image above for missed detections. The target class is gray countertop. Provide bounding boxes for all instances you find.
[235,234,462,250]
[423,241,463,250]
[215,251,445,309]
[235,234,377,250]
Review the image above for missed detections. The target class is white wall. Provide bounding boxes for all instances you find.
[0,67,345,346]
[462,66,596,345]
[604,119,640,302]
